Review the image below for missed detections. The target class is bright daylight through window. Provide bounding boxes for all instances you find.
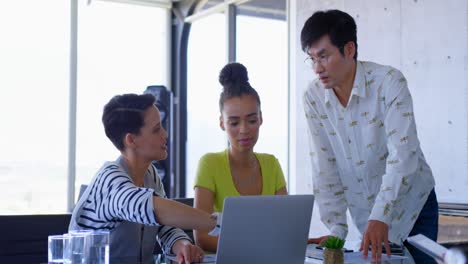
[0,0,70,214]
[75,0,167,200]
[186,7,288,197]
[0,0,167,214]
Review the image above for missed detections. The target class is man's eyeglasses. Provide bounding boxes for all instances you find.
[304,53,331,69]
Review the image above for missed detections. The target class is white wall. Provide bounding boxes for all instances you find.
[290,0,468,239]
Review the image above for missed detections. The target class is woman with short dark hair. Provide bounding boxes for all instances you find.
[70,93,219,264]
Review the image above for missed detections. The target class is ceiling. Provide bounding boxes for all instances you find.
[203,0,286,20]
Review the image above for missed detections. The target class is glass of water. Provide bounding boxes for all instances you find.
[87,230,110,264]
[48,235,69,263]
[65,230,92,264]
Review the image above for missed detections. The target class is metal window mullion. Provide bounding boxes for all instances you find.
[285,0,291,192]
[225,3,236,149]
[67,0,78,212]
[226,4,236,63]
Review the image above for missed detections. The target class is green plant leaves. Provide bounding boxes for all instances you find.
[323,236,345,249]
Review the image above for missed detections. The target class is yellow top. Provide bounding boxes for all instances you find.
[194,149,287,212]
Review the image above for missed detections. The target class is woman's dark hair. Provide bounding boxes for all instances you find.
[102,93,156,151]
[218,62,261,112]
[300,9,358,60]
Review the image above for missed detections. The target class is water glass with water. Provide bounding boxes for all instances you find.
[87,230,110,264]
[48,235,69,264]
[65,230,92,264]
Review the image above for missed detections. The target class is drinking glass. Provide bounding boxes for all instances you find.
[87,230,110,264]
[65,230,92,264]
[48,235,69,264]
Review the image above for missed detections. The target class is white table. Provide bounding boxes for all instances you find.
[305,243,415,264]
[168,243,415,264]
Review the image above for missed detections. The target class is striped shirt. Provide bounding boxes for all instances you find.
[69,157,190,263]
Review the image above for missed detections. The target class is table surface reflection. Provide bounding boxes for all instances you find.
[167,242,415,264]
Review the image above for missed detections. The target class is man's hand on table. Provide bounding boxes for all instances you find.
[360,220,391,262]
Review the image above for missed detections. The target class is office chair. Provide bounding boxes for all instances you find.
[0,214,71,263]
[78,184,88,201]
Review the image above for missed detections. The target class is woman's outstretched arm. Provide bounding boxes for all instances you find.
[153,196,216,232]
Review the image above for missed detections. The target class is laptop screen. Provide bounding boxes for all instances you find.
[215,195,314,264]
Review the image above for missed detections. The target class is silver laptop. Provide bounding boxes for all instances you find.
[209,194,314,264]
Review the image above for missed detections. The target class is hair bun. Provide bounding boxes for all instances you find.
[218,62,249,86]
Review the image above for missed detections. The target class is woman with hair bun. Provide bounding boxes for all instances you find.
[193,62,288,252]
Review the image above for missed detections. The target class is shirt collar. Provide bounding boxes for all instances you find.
[324,61,367,106]
[352,61,367,98]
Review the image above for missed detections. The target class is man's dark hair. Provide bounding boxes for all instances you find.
[300,9,358,60]
[102,93,156,151]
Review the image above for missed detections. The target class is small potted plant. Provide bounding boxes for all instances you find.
[323,236,345,264]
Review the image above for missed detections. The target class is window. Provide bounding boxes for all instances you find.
[185,1,289,196]
[75,0,168,198]
[186,13,227,197]
[236,13,289,184]
[0,0,70,214]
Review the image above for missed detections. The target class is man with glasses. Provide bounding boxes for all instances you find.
[301,9,438,263]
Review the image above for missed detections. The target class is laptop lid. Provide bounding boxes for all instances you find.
[215,195,314,264]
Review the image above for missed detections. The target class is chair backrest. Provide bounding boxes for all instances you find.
[78,184,88,200]
[173,198,194,207]
[0,214,71,263]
